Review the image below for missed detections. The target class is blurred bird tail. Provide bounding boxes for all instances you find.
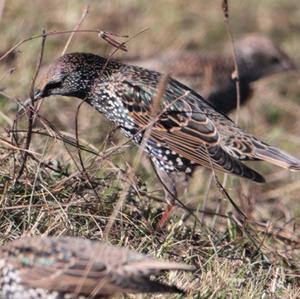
[254,145,300,171]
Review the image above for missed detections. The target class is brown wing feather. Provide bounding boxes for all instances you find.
[122,86,264,182]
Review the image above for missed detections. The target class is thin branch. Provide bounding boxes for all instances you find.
[0,28,129,62]
[15,30,47,182]
[0,136,41,155]
[222,0,241,125]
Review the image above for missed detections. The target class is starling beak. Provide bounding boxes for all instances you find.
[33,88,43,100]
[31,52,300,204]
[0,236,194,298]
[125,33,296,114]
[17,90,43,114]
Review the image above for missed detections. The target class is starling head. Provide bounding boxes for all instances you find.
[34,53,107,101]
[233,34,296,80]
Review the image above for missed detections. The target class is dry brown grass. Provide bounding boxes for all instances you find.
[1,1,300,298]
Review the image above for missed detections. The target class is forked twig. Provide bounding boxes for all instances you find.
[99,31,128,52]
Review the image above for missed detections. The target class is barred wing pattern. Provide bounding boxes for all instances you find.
[120,75,266,182]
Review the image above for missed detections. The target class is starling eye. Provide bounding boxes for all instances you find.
[44,80,62,91]
[270,56,280,64]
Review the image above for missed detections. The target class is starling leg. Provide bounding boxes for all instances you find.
[150,159,177,228]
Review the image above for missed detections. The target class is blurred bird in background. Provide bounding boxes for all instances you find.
[125,34,296,114]
[0,236,194,298]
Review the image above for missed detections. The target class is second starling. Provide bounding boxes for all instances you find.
[125,34,296,114]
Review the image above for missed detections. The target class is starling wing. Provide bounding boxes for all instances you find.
[117,68,300,179]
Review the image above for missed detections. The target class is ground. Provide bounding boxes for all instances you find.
[0,1,300,298]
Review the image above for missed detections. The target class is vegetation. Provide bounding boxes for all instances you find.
[0,0,300,298]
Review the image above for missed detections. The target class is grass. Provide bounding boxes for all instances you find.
[1,0,300,298]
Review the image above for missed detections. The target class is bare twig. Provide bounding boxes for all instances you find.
[221,0,241,125]
[0,28,128,62]
[219,0,241,226]
[99,31,128,52]
[15,30,47,182]
[0,136,41,155]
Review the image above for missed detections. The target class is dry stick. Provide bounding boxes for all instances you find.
[14,30,47,182]
[99,31,128,51]
[0,29,128,62]
[213,0,242,228]
[61,0,104,210]
[0,136,41,155]
[9,127,98,156]
[61,2,91,55]
[222,0,241,125]
[220,1,267,254]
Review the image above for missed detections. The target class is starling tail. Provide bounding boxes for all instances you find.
[253,145,300,171]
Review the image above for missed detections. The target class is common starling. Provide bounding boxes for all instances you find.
[125,34,296,113]
[33,52,300,204]
[0,236,194,298]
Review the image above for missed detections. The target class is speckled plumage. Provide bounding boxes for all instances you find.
[33,52,300,202]
[126,34,296,113]
[0,237,194,298]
